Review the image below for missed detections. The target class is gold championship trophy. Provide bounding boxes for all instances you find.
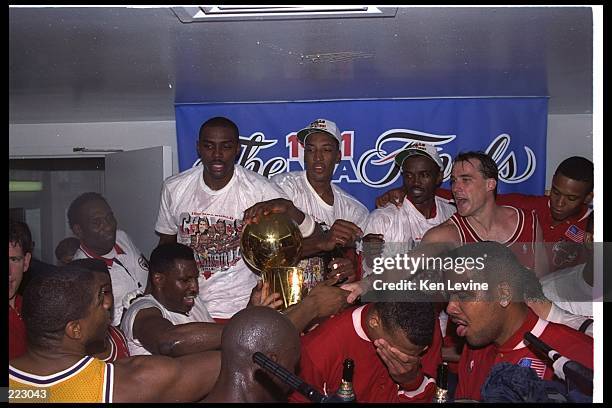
[241,213,305,311]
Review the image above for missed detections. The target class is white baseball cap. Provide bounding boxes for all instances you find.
[394,142,444,171]
[296,119,342,145]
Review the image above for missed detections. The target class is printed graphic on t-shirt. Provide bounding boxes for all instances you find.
[178,212,243,279]
[301,220,330,291]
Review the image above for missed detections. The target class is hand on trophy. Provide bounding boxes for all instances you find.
[318,220,363,252]
[243,198,305,225]
[247,280,284,310]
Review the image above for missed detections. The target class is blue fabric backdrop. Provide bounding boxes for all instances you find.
[175,98,547,210]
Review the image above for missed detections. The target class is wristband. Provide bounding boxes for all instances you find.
[298,213,316,237]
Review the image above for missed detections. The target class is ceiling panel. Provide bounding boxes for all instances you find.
[9,6,593,123]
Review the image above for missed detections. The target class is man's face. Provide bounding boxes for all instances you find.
[9,242,31,302]
[197,126,241,187]
[303,132,341,184]
[74,199,117,256]
[158,259,199,314]
[81,272,113,344]
[445,271,504,347]
[549,173,593,222]
[451,159,494,217]
[402,155,442,205]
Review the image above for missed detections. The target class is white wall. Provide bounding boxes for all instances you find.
[545,114,593,189]
[9,121,179,175]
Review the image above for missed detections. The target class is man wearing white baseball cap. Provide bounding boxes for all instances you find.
[359,142,456,278]
[272,118,368,293]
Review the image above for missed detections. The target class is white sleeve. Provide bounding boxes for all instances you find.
[155,181,178,235]
[260,178,291,201]
[363,208,394,238]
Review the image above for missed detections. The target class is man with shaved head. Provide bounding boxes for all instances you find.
[202,306,301,403]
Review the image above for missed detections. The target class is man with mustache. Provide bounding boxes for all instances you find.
[121,243,221,356]
[360,142,456,278]
[69,192,150,327]
[121,243,353,356]
[443,242,592,401]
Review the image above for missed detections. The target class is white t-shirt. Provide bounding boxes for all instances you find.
[362,196,456,277]
[73,229,149,326]
[155,165,288,318]
[272,171,369,229]
[272,171,369,290]
[540,263,593,319]
[120,294,214,356]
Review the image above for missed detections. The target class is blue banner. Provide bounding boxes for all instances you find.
[175,98,547,210]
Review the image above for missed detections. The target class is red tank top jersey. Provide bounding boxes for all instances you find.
[448,206,538,271]
[102,326,130,362]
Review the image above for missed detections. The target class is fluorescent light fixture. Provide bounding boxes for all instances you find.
[172,6,396,22]
[9,181,43,192]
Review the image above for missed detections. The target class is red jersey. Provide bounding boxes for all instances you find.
[455,309,593,401]
[289,304,442,403]
[9,295,27,361]
[496,194,591,271]
[448,206,538,271]
[101,325,130,362]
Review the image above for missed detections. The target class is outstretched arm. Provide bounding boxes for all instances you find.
[132,308,223,357]
[284,277,350,333]
[113,350,221,402]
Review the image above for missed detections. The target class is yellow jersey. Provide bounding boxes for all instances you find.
[9,356,113,403]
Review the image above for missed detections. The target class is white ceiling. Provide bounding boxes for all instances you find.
[9,6,594,124]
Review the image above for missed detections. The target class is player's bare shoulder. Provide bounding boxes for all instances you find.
[420,219,461,245]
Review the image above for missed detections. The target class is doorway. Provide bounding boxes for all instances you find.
[9,158,105,264]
